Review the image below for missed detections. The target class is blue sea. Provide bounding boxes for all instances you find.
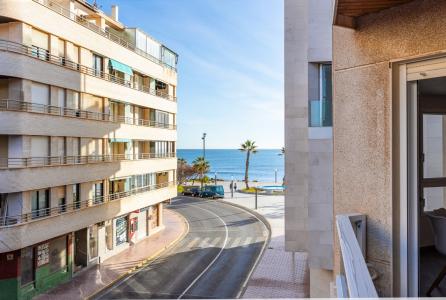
[177,149,284,182]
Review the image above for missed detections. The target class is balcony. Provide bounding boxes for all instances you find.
[0,181,177,252]
[0,39,177,102]
[31,0,177,71]
[335,214,378,298]
[0,100,177,130]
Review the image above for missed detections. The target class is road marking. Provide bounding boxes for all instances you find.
[177,203,229,299]
[186,237,201,249]
[243,237,253,247]
[198,237,211,248]
[231,237,242,248]
[209,237,221,247]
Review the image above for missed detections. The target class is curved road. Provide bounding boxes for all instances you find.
[95,196,270,299]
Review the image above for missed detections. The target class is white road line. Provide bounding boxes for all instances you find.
[243,237,253,247]
[186,237,201,249]
[231,237,242,248]
[209,237,221,247]
[198,237,211,248]
[177,204,229,299]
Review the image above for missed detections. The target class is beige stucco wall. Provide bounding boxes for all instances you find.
[332,0,446,296]
[0,185,176,252]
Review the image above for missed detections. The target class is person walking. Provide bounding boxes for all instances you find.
[234,182,237,192]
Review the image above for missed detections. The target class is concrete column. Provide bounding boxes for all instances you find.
[50,86,59,106]
[66,184,74,208]
[309,268,333,297]
[158,203,163,226]
[49,35,59,57]
[22,191,31,215]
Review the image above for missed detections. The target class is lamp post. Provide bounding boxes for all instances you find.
[202,133,207,160]
[231,176,234,198]
[275,168,278,183]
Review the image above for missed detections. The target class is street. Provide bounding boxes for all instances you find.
[94,196,270,299]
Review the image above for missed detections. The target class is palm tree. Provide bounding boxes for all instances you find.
[239,140,258,189]
[192,156,210,189]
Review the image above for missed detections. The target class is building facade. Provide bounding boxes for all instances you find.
[332,0,446,297]
[284,0,333,297]
[0,1,177,299]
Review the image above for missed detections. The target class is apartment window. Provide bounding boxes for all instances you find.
[31,189,50,219]
[20,247,34,286]
[73,184,80,209]
[93,54,103,77]
[58,197,66,213]
[31,29,49,61]
[309,64,332,127]
[94,183,103,204]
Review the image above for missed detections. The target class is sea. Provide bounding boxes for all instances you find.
[177,149,284,183]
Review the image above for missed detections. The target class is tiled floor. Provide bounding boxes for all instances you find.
[35,209,187,300]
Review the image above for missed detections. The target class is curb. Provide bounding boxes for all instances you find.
[219,200,272,298]
[85,209,190,300]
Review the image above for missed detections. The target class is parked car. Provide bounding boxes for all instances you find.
[200,185,225,199]
[182,186,201,197]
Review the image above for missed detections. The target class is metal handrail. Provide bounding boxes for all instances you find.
[32,0,177,71]
[0,39,177,102]
[0,152,176,169]
[0,99,177,130]
[0,181,176,227]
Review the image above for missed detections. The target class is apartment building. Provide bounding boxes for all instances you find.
[0,1,177,299]
[284,0,333,297]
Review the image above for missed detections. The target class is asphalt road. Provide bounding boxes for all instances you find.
[95,196,270,299]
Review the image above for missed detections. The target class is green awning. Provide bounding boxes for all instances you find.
[109,138,132,143]
[109,59,133,76]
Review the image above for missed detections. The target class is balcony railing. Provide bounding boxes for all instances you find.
[336,214,378,298]
[0,39,177,102]
[31,0,177,71]
[0,100,177,130]
[0,181,176,227]
[0,152,176,169]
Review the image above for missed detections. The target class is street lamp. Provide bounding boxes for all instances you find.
[202,133,207,159]
[214,172,218,186]
[275,168,278,183]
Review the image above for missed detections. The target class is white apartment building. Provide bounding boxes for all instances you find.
[284,0,333,297]
[0,1,177,299]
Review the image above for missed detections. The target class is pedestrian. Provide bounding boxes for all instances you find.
[230,182,233,191]
[234,182,237,191]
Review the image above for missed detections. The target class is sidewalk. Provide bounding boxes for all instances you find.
[222,181,309,298]
[35,209,187,300]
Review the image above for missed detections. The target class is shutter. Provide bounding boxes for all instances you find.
[32,29,49,50]
[407,56,446,81]
[31,82,49,105]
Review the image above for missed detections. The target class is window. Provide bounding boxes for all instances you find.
[93,54,103,77]
[58,197,66,213]
[73,184,80,209]
[94,183,103,204]
[31,189,49,219]
[309,64,332,127]
[116,216,128,246]
[89,225,98,259]
[48,236,67,273]
[31,29,49,61]
[21,247,34,286]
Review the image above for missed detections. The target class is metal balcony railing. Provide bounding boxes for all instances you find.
[336,214,378,298]
[0,100,177,130]
[0,181,176,227]
[0,39,177,102]
[31,0,177,71]
[0,152,176,169]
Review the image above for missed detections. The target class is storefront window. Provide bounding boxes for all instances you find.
[21,247,34,286]
[49,236,67,273]
[116,216,128,246]
[89,225,98,259]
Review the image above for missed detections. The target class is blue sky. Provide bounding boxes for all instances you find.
[98,0,284,149]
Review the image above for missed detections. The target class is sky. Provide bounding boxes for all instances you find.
[97,0,284,149]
